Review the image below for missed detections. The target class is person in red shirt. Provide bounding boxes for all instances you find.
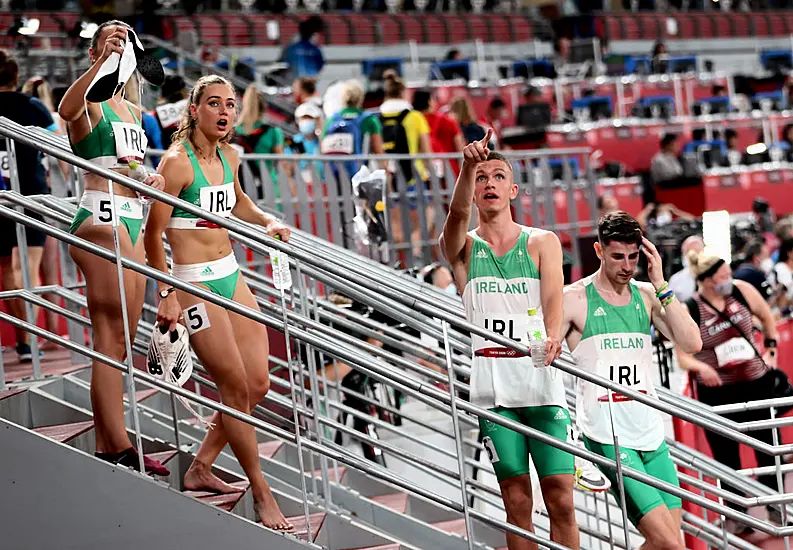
[413,89,464,177]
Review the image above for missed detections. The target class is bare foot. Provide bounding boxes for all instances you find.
[184,463,245,494]
[256,492,293,531]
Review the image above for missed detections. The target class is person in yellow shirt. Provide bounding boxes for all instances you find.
[378,70,434,262]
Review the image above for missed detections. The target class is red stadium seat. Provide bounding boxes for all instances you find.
[193,16,225,46]
[444,15,471,44]
[321,14,352,45]
[374,14,402,45]
[728,13,751,38]
[674,15,697,40]
[216,15,253,46]
[749,13,772,37]
[768,13,789,36]
[393,14,424,44]
[603,16,624,41]
[423,14,448,44]
[345,13,376,45]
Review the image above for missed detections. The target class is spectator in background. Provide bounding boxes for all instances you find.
[155,74,188,147]
[677,250,782,533]
[123,74,163,166]
[323,79,384,160]
[651,41,667,73]
[445,48,462,61]
[596,194,619,219]
[449,96,488,145]
[286,101,324,187]
[412,89,464,177]
[650,133,683,185]
[481,97,507,149]
[773,217,793,262]
[773,238,793,308]
[712,84,728,97]
[293,76,322,110]
[378,70,433,258]
[21,75,68,349]
[668,235,704,303]
[734,239,774,301]
[235,85,284,201]
[638,202,695,230]
[282,16,325,78]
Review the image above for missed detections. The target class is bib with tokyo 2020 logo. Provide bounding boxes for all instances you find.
[572,280,664,451]
[462,226,566,410]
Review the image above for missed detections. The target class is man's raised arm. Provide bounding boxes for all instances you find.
[440,129,493,263]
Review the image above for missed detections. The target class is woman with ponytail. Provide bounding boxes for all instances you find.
[145,75,292,530]
[58,20,169,476]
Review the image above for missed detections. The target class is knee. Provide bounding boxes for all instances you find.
[542,480,576,524]
[219,374,250,410]
[501,482,533,525]
[247,371,270,403]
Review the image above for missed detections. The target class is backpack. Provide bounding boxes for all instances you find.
[321,111,367,180]
[380,109,413,181]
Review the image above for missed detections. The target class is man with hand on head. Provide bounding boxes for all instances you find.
[441,130,579,550]
[561,212,701,550]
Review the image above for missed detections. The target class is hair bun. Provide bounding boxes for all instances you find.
[686,249,700,268]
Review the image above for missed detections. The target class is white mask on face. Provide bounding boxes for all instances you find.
[761,258,774,275]
[443,284,458,296]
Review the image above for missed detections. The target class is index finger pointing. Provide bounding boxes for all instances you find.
[480,128,493,146]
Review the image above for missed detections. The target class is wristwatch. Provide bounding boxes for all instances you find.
[765,338,778,349]
[158,287,176,300]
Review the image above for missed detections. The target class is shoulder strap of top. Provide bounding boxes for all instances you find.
[125,103,141,125]
[182,140,203,178]
[217,147,234,183]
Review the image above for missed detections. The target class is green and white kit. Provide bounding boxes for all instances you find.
[169,141,239,300]
[68,101,148,242]
[167,141,236,230]
[463,226,572,482]
[572,279,680,525]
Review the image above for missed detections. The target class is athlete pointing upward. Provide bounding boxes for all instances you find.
[561,212,701,550]
[441,131,578,550]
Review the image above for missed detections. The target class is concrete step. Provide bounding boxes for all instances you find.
[33,420,94,444]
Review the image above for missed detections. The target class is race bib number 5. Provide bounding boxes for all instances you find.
[183,303,211,335]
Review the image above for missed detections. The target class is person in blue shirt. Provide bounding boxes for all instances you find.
[282,16,325,78]
[141,110,163,167]
[285,101,324,188]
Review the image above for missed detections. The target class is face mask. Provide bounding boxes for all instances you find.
[298,119,317,136]
[714,278,733,296]
[761,258,774,275]
[681,256,690,270]
[443,284,458,296]
[655,212,672,226]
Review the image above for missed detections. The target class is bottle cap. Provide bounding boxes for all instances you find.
[527,308,537,316]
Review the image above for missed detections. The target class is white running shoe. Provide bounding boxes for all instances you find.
[575,449,611,493]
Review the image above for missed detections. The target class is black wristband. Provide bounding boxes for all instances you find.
[765,338,778,349]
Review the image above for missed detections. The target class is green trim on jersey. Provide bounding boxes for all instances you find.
[171,141,234,219]
[467,230,540,283]
[70,102,140,161]
[580,281,650,341]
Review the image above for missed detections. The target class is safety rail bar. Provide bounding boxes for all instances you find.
[0,198,787,538]
[3,119,793,542]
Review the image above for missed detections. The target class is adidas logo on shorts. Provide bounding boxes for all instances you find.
[201,266,214,276]
[120,202,132,212]
[554,409,567,420]
[593,306,606,317]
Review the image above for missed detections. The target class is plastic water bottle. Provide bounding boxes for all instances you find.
[526,308,546,368]
[269,238,292,291]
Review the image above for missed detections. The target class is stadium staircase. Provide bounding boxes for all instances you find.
[0,119,792,549]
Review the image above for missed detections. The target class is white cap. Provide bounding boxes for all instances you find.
[295,101,323,120]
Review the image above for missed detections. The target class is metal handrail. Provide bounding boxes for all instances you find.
[3,118,793,541]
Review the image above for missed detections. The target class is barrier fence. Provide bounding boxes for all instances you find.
[147,148,599,272]
[1,117,792,549]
